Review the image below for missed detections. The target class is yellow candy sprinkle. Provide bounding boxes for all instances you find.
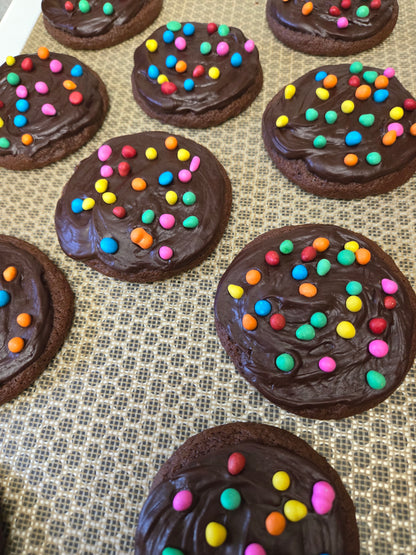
[276,115,289,128]
[205,522,227,547]
[336,321,356,339]
[177,148,190,162]
[284,84,296,99]
[346,296,362,312]
[315,87,329,101]
[102,192,117,204]
[344,241,359,252]
[145,147,158,160]
[145,39,158,52]
[284,500,308,522]
[341,100,355,114]
[165,191,178,205]
[272,471,290,491]
[82,198,95,210]
[209,67,220,80]
[157,74,169,84]
[95,179,108,193]
[228,284,244,299]
[0,118,3,129]
[389,106,404,120]
[6,56,15,66]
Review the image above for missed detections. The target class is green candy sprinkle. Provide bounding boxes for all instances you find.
[310,312,327,329]
[363,71,378,84]
[141,209,155,224]
[346,281,362,295]
[103,2,114,15]
[356,5,370,17]
[366,152,381,165]
[182,192,196,206]
[296,324,315,341]
[78,0,90,13]
[7,72,20,86]
[337,249,356,266]
[218,24,230,36]
[313,135,327,149]
[276,353,295,372]
[183,216,199,229]
[162,549,184,555]
[200,42,212,55]
[317,259,331,276]
[325,111,338,124]
[220,488,241,511]
[349,61,363,74]
[166,21,182,32]
[359,114,375,127]
[366,370,386,390]
[305,108,318,122]
[0,138,11,149]
[279,240,294,254]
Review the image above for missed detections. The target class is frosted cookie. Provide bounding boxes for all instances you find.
[0,235,74,405]
[214,224,416,419]
[135,422,359,554]
[42,0,163,50]
[131,22,263,128]
[0,47,108,170]
[55,132,231,282]
[262,63,416,199]
[266,0,398,56]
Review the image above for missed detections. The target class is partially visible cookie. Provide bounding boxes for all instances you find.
[266,0,398,56]
[55,132,232,282]
[0,235,74,405]
[0,47,108,170]
[131,22,263,128]
[135,422,359,554]
[262,63,416,199]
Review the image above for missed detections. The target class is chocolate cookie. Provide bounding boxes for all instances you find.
[42,0,163,50]
[214,225,416,420]
[266,0,398,56]
[0,235,74,405]
[55,132,232,282]
[131,22,263,128]
[262,63,416,199]
[135,422,359,554]
[0,47,108,171]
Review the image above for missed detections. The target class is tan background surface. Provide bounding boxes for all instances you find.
[0,1,415,553]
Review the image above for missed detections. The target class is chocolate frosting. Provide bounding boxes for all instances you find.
[267,0,395,41]
[0,52,106,158]
[262,64,416,184]
[55,132,230,280]
[135,441,348,553]
[0,241,53,384]
[214,225,416,418]
[41,0,148,37]
[132,22,261,116]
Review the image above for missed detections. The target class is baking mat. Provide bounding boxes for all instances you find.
[1,1,415,553]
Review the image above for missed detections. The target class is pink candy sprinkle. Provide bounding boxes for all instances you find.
[337,17,349,29]
[387,123,404,137]
[217,41,229,56]
[172,490,193,511]
[159,246,173,260]
[100,165,113,178]
[159,214,175,229]
[318,357,336,373]
[41,103,56,116]
[175,36,187,51]
[244,544,266,555]
[189,156,200,172]
[98,144,112,162]
[381,278,398,294]
[178,169,192,183]
[384,67,395,78]
[35,81,49,94]
[311,481,336,515]
[369,339,389,358]
[244,39,255,53]
[16,85,28,98]
[49,59,63,73]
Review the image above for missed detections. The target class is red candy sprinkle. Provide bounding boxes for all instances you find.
[121,145,137,158]
[369,318,387,335]
[21,57,33,72]
[0,100,4,109]
[370,0,381,8]
[270,313,286,331]
[228,452,246,475]
[341,0,351,8]
[118,161,130,176]
[207,23,218,35]
[113,206,126,219]
[65,1,74,10]
[69,91,83,105]
[349,75,360,87]
[265,250,280,266]
[161,82,177,95]
[193,65,205,78]
[301,246,317,262]
[329,6,341,16]
[384,296,397,310]
[404,98,416,111]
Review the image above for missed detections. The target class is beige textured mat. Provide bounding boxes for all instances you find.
[1,1,415,553]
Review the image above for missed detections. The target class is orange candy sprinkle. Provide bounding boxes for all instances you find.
[344,153,358,167]
[246,269,261,285]
[374,75,389,89]
[175,60,187,73]
[355,85,372,100]
[131,177,147,191]
[165,136,178,150]
[17,313,32,328]
[355,248,371,265]
[299,283,317,298]
[302,1,313,15]
[323,74,337,89]
[382,130,397,146]
[242,314,257,331]
[8,337,24,353]
[312,237,330,252]
[410,123,416,136]
[21,134,33,146]
[63,80,77,90]
[265,511,286,536]
[130,227,153,249]
[37,46,49,60]
[3,266,17,281]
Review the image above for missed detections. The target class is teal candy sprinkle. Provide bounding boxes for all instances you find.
[363,71,378,84]
[103,2,114,15]
[166,21,182,32]
[276,353,295,372]
[349,61,363,74]
[310,312,327,329]
[182,192,196,206]
[183,216,199,229]
[317,259,331,276]
[366,152,382,165]
[162,549,184,555]
[356,5,370,18]
[0,138,11,149]
[366,370,386,390]
[325,111,338,124]
[220,488,241,511]
[359,114,375,127]
[337,249,355,266]
[7,72,20,86]
[200,42,212,55]
[142,210,155,224]
[346,281,362,295]
[313,135,327,149]
[305,108,319,122]
[78,0,91,14]
[296,324,315,341]
[218,24,230,36]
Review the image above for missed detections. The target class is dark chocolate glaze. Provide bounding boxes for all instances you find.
[263,64,416,184]
[55,132,230,279]
[267,0,395,41]
[0,241,53,384]
[0,52,106,158]
[214,225,416,418]
[41,0,148,37]
[136,441,348,554]
[132,22,261,116]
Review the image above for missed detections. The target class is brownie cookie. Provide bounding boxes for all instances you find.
[214,224,416,420]
[42,0,163,50]
[0,47,108,171]
[0,235,74,405]
[55,132,231,282]
[135,422,359,554]
[266,0,398,56]
[262,63,416,199]
[131,22,263,128]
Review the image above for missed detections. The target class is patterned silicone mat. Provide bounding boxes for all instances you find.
[0,1,415,553]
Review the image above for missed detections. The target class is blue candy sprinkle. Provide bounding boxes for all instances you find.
[373,89,389,103]
[315,71,327,81]
[231,52,242,68]
[345,131,362,146]
[165,55,177,69]
[163,30,175,43]
[70,64,83,77]
[148,65,160,79]
[14,114,27,127]
[71,198,84,214]
[16,99,29,113]
[159,171,174,186]
[100,237,118,254]
[0,290,11,307]
[183,23,195,36]
[292,264,308,280]
[184,78,195,91]
[255,299,272,317]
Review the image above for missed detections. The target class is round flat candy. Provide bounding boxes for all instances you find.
[266,0,398,56]
[42,0,163,50]
[262,64,416,199]
[135,422,359,554]
[55,132,231,282]
[131,22,263,128]
[214,225,416,419]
